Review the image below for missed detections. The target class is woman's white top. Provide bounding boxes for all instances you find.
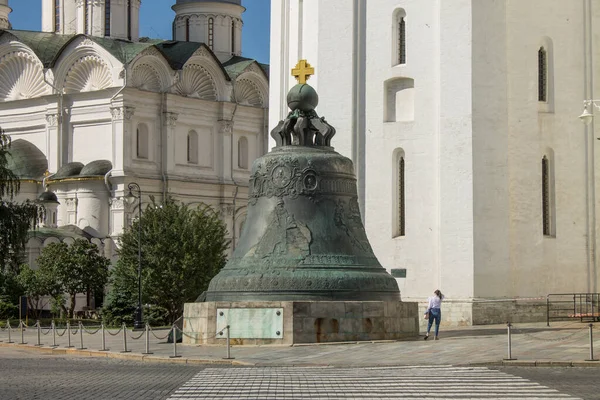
[426,295,444,312]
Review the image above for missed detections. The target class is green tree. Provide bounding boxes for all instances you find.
[105,197,229,324]
[35,239,111,319]
[0,129,42,316]
[16,265,50,320]
[0,129,41,274]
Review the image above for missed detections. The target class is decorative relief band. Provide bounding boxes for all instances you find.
[319,179,356,195]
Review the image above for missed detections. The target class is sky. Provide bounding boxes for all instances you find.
[8,0,271,64]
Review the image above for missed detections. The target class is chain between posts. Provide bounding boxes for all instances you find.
[149,326,171,341]
[7,321,234,361]
[511,324,588,342]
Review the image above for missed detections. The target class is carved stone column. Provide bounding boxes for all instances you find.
[45,113,61,172]
[219,120,234,183]
[109,196,126,236]
[111,105,135,173]
[163,112,179,173]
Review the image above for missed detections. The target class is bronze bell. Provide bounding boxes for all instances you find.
[205,83,400,302]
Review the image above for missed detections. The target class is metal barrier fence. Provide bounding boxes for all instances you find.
[503,322,598,362]
[0,320,234,360]
[547,293,600,326]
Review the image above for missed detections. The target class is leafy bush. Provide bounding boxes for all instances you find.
[0,295,17,319]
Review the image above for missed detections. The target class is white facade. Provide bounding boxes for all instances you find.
[172,0,243,62]
[1,0,269,277]
[270,0,600,324]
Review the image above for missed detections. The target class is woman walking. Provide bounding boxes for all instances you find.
[424,289,444,340]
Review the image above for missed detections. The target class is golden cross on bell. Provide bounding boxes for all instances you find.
[292,59,315,84]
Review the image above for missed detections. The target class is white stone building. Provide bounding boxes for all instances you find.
[0,0,269,309]
[270,0,600,325]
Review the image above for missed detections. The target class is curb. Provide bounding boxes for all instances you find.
[2,341,600,368]
[0,342,254,366]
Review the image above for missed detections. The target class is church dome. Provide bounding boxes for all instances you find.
[6,139,48,180]
[38,190,59,204]
[80,160,112,176]
[53,162,84,179]
[175,0,242,4]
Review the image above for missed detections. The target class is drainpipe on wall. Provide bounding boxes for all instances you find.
[104,169,113,193]
[228,85,240,251]
[584,0,597,292]
[110,67,128,102]
[160,71,182,201]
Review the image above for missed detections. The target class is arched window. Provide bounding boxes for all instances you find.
[393,149,406,237]
[538,47,547,102]
[54,0,61,32]
[393,9,407,66]
[105,0,111,36]
[185,18,190,41]
[542,152,555,237]
[238,136,248,169]
[187,130,199,164]
[208,17,214,49]
[136,123,149,159]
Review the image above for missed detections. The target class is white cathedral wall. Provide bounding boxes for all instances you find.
[362,0,475,308]
[500,0,594,297]
[69,95,114,165]
[471,1,511,301]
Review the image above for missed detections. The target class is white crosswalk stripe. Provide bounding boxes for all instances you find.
[167,366,581,399]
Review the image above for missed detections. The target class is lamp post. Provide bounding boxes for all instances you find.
[579,100,600,125]
[125,182,143,330]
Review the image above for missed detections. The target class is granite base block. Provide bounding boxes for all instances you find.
[183,300,419,345]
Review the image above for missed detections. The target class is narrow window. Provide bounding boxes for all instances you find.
[54,0,61,32]
[398,156,405,236]
[136,124,149,159]
[542,155,551,236]
[187,130,199,164]
[83,0,89,34]
[538,47,547,102]
[52,212,57,225]
[398,17,406,65]
[231,19,235,53]
[208,17,214,50]
[105,0,111,37]
[238,136,248,169]
[127,0,132,40]
[185,18,190,41]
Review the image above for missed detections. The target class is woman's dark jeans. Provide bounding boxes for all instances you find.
[427,308,441,336]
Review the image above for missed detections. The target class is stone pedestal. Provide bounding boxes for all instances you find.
[183,300,419,345]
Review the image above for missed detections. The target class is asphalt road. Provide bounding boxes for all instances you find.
[1,347,599,399]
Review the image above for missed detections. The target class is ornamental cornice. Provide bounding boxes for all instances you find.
[220,204,235,216]
[163,112,179,127]
[78,38,95,47]
[219,120,233,134]
[138,46,163,59]
[110,106,135,121]
[109,197,125,210]
[45,114,61,127]
[65,198,78,211]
